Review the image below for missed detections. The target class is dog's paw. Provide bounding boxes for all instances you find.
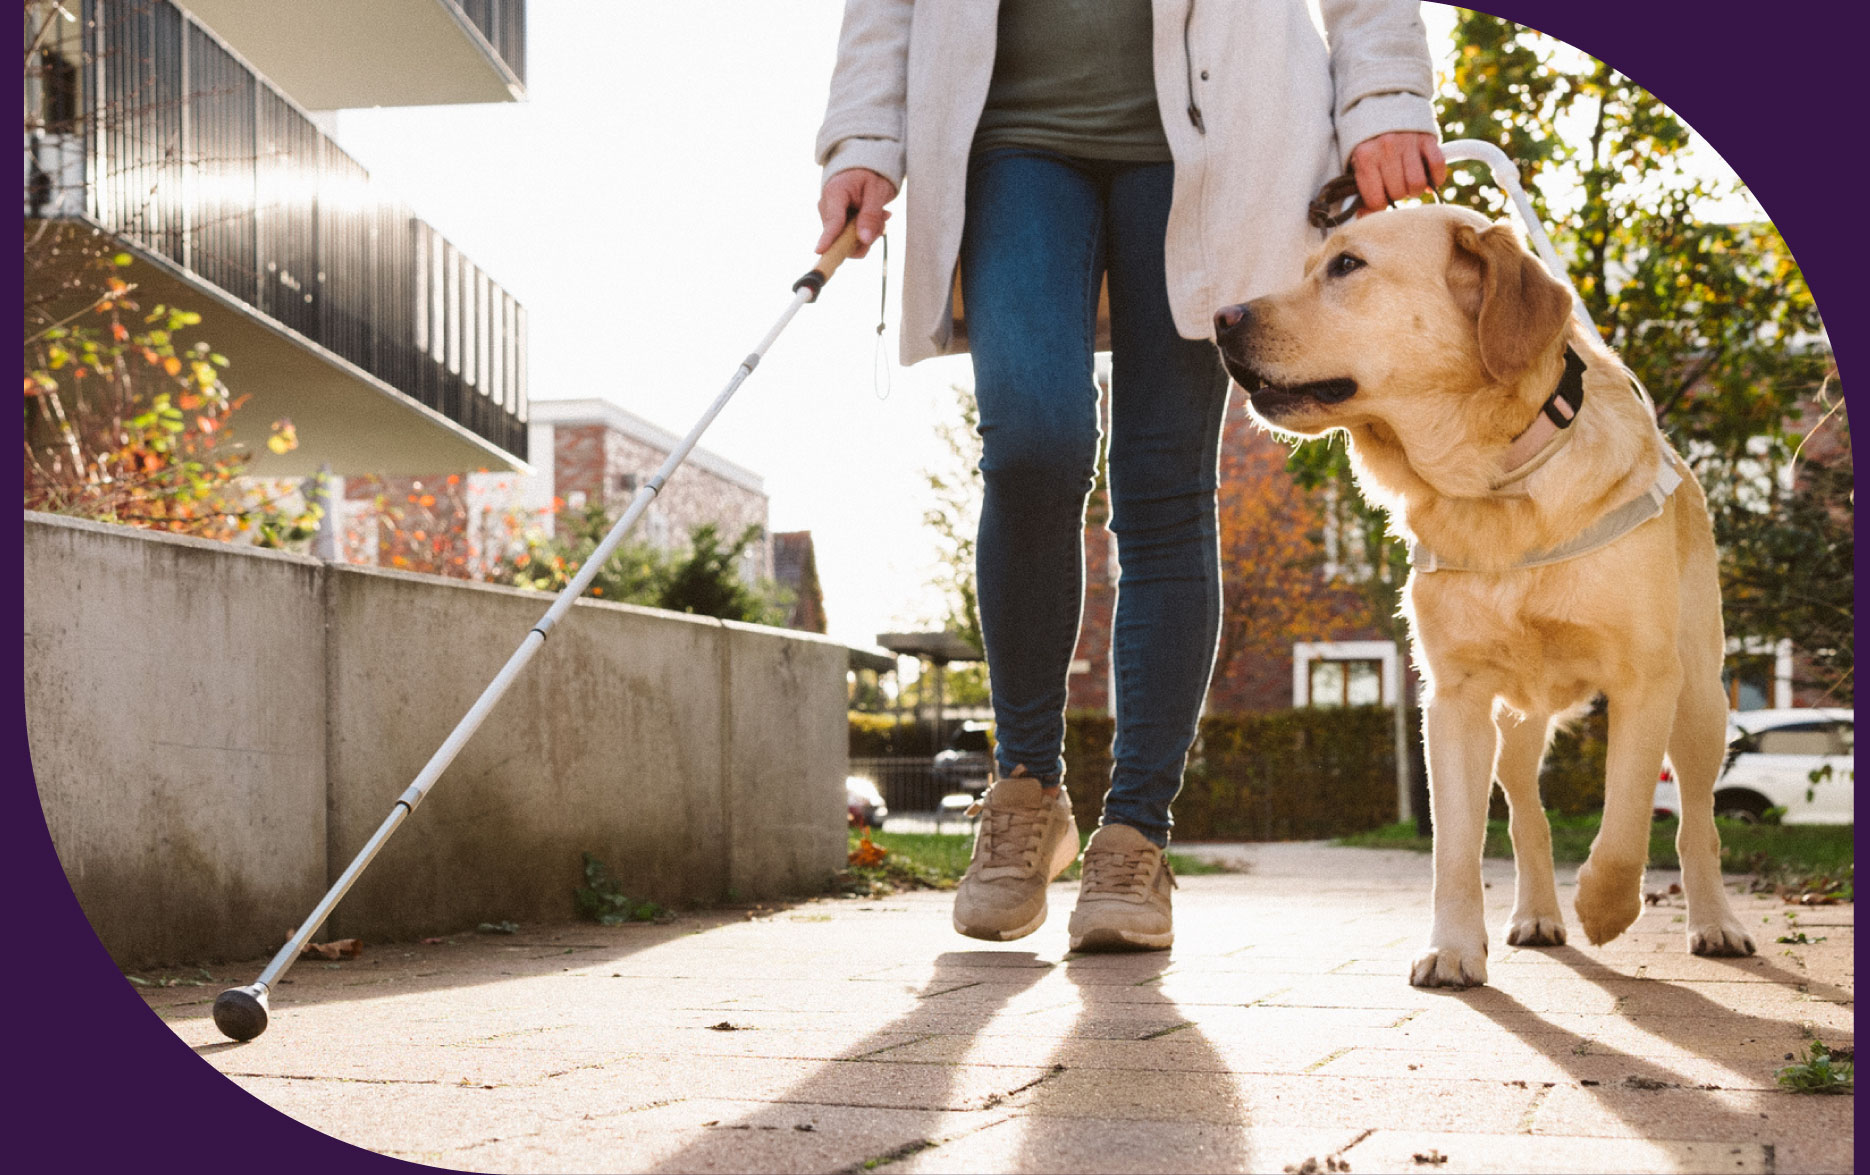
[1573,859,1645,946]
[1505,914,1567,947]
[1410,941,1489,988]
[1688,920,1757,957]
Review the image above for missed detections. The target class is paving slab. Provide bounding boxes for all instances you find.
[144,843,1854,1173]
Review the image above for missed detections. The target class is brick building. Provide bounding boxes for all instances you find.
[522,399,772,579]
[335,397,779,592]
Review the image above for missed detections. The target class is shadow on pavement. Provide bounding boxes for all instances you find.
[140,905,810,1032]
[1002,949,1258,1173]
[1545,943,1846,1056]
[1465,944,1841,1139]
[641,949,1056,1174]
[1707,952,1853,1004]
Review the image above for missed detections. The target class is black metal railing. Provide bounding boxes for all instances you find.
[850,757,951,815]
[24,0,528,462]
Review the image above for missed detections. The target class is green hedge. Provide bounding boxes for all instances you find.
[849,712,901,758]
[1526,706,1609,816]
[1188,707,1398,840]
[1058,704,1611,841]
[854,703,1612,836]
[848,713,965,758]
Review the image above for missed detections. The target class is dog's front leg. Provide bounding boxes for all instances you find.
[1412,687,1497,988]
[1495,709,1566,946]
[1575,678,1679,946]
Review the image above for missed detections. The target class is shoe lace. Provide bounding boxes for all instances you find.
[968,802,1047,872]
[1081,847,1170,897]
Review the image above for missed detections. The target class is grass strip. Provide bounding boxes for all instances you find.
[1336,813,1852,891]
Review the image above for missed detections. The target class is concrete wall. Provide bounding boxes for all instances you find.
[26,516,329,968]
[24,512,850,967]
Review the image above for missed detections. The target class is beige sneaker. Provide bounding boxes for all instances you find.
[951,772,1080,942]
[1068,823,1176,952]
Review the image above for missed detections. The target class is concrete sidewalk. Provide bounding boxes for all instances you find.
[144,844,1853,1173]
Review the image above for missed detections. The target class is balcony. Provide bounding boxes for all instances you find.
[24,0,528,475]
[173,0,524,110]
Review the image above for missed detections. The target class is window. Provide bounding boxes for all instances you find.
[1293,641,1398,709]
[1309,658,1383,707]
[1723,637,1793,711]
[1753,722,1851,757]
[1723,654,1773,712]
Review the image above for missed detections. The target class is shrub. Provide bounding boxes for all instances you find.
[1065,708,1396,840]
[23,255,311,543]
[847,713,952,757]
[490,508,788,624]
[1060,704,1612,841]
[849,712,899,757]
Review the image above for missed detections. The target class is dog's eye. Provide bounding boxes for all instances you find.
[1327,252,1366,279]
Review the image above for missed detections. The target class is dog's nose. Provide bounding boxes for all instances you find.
[1213,304,1249,336]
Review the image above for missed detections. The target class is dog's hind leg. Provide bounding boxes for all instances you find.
[1411,685,1497,988]
[1575,674,1680,946]
[1495,709,1566,947]
[1670,670,1757,956]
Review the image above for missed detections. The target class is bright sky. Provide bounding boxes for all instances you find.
[328,1,1748,650]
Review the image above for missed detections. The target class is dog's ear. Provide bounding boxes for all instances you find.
[1448,222,1574,384]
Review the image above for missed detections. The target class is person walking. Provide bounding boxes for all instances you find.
[814,0,1445,951]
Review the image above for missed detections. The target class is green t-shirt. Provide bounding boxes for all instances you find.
[972,0,1173,163]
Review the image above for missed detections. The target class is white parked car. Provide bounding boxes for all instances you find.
[1654,708,1854,824]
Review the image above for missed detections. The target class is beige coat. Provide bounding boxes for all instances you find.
[815,0,1440,366]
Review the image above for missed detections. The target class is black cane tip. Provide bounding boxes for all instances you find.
[213,985,269,1042]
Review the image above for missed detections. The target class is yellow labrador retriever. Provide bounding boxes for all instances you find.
[1214,204,1756,988]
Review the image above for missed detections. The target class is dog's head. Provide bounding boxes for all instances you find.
[1215,205,1575,449]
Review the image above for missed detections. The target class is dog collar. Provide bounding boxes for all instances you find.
[1411,456,1684,574]
[1491,346,1587,492]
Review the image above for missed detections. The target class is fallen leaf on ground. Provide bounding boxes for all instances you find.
[301,939,363,960]
[848,831,887,868]
[421,937,448,945]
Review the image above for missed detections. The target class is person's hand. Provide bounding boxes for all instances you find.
[1349,132,1447,215]
[817,167,897,259]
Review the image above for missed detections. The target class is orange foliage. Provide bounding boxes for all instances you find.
[1214,435,1380,686]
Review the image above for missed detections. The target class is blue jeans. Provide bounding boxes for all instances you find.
[961,147,1229,846]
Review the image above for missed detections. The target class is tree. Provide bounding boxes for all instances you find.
[1291,10,1845,699]
[659,523,781,624]
[491,505,789,626]
[1713,389,1852,701]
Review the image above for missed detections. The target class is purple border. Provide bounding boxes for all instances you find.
[11,3,1858,1171]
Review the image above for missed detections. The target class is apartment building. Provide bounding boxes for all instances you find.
[24,0,531,476]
